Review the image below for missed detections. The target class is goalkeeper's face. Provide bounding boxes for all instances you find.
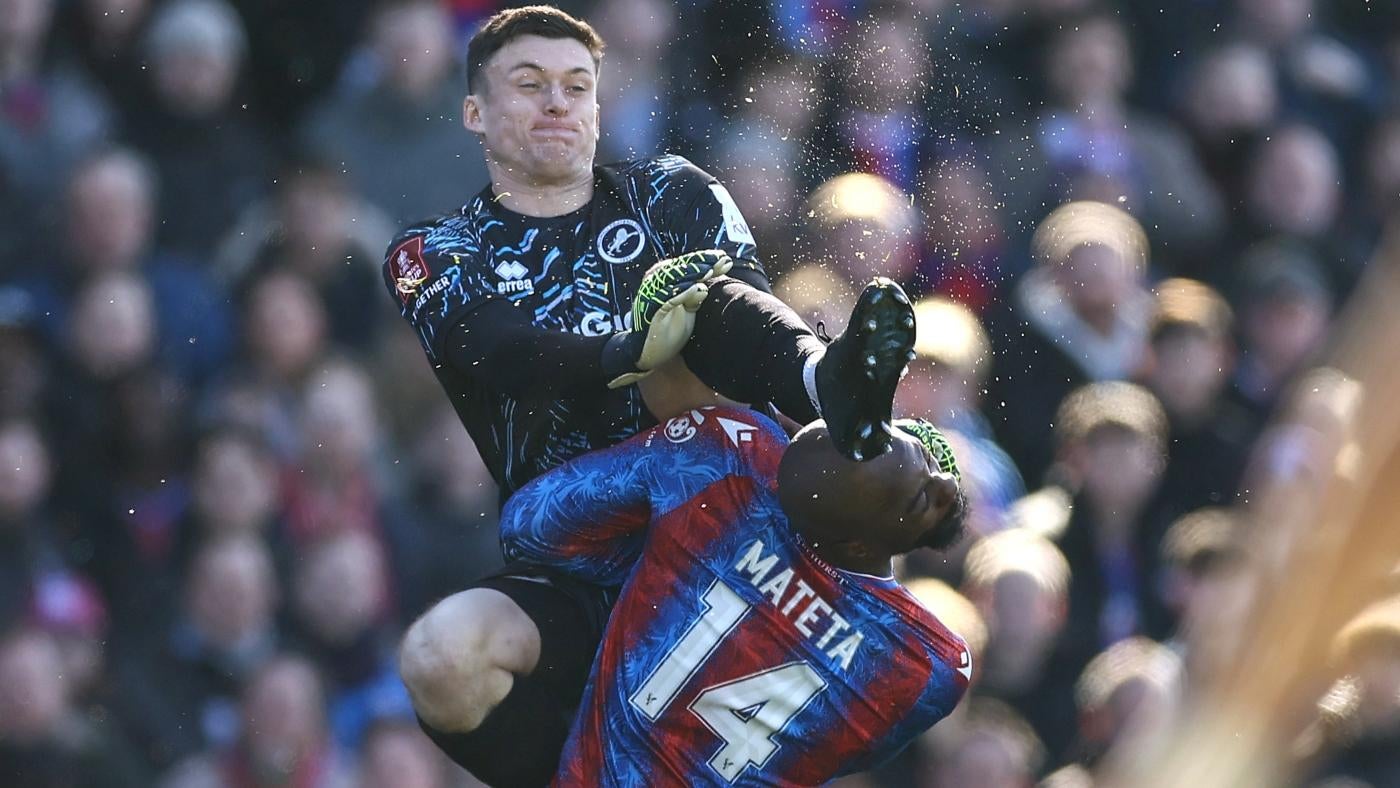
[465,34,600,184]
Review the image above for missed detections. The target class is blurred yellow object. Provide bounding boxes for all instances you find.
[1105,222,1400,788]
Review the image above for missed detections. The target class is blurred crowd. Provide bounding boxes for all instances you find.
[2,0,1400,786]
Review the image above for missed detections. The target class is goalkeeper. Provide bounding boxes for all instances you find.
[382,7,915,784]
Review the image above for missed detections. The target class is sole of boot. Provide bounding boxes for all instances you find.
[818,278,917,461]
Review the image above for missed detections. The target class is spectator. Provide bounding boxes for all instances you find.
[1241,125,1343,256]
[170,426,292,602]
[0,0,113,267]
[800,172,920,289]
[1140,278,1251,527]
[918,697,1047,788]
[1156,507,1250,678]
[990,10,1225,264]
[55,0,156,114]
[170,654,355,788]
[0,626,148,786]
[366,325,456,457]
[356,719,454,788]
[589,0,677,162]
[1044,383,1169,665]
[869,575,988,787]
[89,364,196,629]
[284,359,420,618]
[1228,0,1382,152]
[714,53,820,266]
[984,200,1154,486]
[1238,366,1360,544]
[1176,43,1279,273]
[401,404,502,614]
[290,531,411,752]
[214,154,396,355]
[1227,239,1335,430]
[15,147,233,386]
[772,264,858,335]
[284,360,394,544]
[115,535,281,770]
[1062,637,1183,769]
[915,154,1013,309]
[300,0,488,225]
[822,12,938,193]
[213,269,331,460]
[128,0,270,261]
[904,576,989,677]
[961,528,1078,766]
[1308,595,1400,787]
[184,426,284,545]
[0,419,64,627]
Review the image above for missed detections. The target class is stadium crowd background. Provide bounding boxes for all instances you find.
[2,0,1399,785]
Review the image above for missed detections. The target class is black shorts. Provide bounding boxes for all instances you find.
[470,561,618,701]
[417,562,617,781]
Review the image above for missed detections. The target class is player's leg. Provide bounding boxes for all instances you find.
[399,566,612,786]
[683,275,916,459]
[399,588,538,732]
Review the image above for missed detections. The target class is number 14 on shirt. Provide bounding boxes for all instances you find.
[629,579,828,782]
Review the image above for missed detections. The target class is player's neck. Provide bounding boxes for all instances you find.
[808,538,894,579]
[486,164,594,218]
[832,554,895,578]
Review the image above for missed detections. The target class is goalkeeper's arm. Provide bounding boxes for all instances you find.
[439,250,732,398]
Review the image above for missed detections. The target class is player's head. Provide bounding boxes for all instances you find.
[778,420,968,564]
[463,6,604,184]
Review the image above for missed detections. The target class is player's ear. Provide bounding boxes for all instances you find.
[931,475,958,516]
[464,94,485,134]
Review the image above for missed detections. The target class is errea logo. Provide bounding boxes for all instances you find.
[494,260,533,295]
[495,260,528,279]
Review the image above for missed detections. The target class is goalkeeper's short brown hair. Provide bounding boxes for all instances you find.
[466,5,605,94]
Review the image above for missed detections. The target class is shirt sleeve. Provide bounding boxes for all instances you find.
[651,156,769,286]
[840,652,969,776]
[499,408,786,585]
[381,221,498,367]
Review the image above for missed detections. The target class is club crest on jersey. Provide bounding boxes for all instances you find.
[494,259,534,295]
[664,415,698,443]
[597,219,646,264]
[390,236,432,305]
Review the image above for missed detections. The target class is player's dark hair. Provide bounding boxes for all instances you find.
[466,5,605,94]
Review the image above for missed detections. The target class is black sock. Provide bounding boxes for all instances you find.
[683,277,825,423]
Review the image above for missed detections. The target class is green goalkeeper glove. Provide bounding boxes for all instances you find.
[604,250,734,389]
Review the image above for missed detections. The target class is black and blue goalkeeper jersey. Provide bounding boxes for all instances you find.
[382,155,766,501]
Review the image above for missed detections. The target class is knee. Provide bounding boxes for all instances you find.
[398,589,539,732]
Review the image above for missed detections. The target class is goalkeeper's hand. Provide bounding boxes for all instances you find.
[603,250,734,389]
